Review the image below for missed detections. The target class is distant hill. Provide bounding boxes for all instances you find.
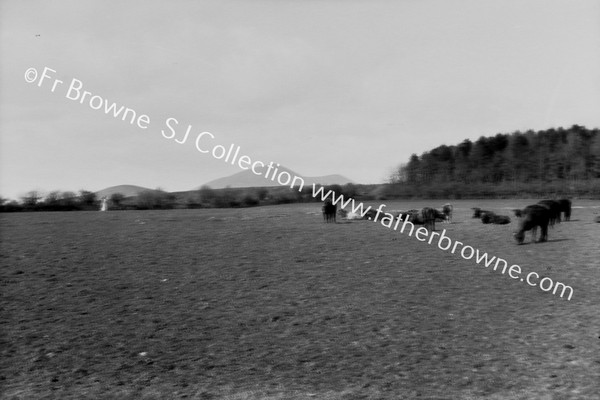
[95,185,156,198]
[309,174,354,186]
[202,167,354,189]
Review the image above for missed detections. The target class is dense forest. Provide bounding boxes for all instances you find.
[387,125,600,198]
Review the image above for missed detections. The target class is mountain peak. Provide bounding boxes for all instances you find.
[95,184,156,198]
[202,167,354,189]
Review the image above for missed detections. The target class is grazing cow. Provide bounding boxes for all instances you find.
[442,203,453,223]
[595,215,600,223]
[537,200,562,226]
[421,207,437,232]
[514,204,551,244]
[322,200,337,223]
[558,198,572,221]
[512,209,522,218]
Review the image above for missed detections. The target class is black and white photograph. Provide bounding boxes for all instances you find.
[1,1,599,398]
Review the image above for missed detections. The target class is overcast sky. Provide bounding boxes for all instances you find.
[1,0,599,200]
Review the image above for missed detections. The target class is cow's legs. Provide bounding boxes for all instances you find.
[540,225,548,242]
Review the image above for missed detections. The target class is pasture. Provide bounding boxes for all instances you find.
[1,199,599,399]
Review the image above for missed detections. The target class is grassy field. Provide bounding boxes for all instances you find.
[1,199,599,399]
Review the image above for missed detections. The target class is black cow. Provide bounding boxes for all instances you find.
[537,200,562,226]
[421,207,437,232]
[322,201,337,223]
[558,198,572,221]
[492,215,511,224]
[480,211,510,225]
[514,204,551,244]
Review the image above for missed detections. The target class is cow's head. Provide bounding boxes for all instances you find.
[513,230,525,244]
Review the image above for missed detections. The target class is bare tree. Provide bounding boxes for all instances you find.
[22,191,42,208]
[110,193,125,209]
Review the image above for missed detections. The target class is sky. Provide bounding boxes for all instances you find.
[1,0,599,200]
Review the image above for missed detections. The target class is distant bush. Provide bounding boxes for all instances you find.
[109,193,126,209]
[78,190,98,210]
[241,195,259,207]
[0,200,22,212]
[135,189,176,210]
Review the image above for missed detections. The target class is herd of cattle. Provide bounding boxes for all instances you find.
[322,198,594,244]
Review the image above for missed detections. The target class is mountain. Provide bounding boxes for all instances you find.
[202,167,354,189]
[95,185,156,198]
[307,174,354,186]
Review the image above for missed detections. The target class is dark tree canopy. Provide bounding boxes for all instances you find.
[392,125,600,186]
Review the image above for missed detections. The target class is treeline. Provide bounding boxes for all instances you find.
[0,190,101,212]
[4,125,599,211]
[142,183,362,209]
[0,184,364,212]
[388,125,600,198]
